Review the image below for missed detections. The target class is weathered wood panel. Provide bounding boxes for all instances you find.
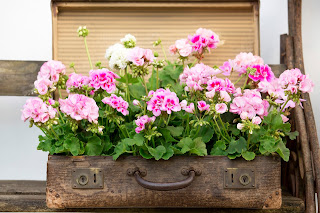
[0,180,304,212]
[0,60,44,96]
[269,64,287,78]
[47,155,281,209]
[52,0,259,2]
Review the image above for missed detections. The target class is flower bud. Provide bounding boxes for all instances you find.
[154,52,159,57]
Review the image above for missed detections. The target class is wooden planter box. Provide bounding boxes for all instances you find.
[46,155,281,209]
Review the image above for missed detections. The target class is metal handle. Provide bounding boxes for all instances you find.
[127,168,200,191]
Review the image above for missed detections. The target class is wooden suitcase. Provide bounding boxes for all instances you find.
[46,155,281,209]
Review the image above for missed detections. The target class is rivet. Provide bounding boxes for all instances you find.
[265,204,269,207]
[269,195,272,199]
[49,189,53,193]
[55,194,60,198]
[73,184,77,188]
[225,170,227,172]
[252,184,255,187]
[276,191,279,195]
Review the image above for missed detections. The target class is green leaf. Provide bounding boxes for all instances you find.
[64,136,81,156]
[162,145,174,160]
[228,152,242,160]
[85,135,103,156]
[133,134,145,146]
[198,126,214,143]
[286,131,299,140]
[139,147,153,159]
[129,84,146,99]
[259,136,278,153]
[242,151,256,161]
[117,73,139,84]
[230,124,240,136]
[276,140,290,162]
[159,128,177,142]
[227,137,247,154]
[148,145,166,160]
[112,141,129,160]
[166,126,184,137]
[189,137,207,156]
[177,137,193,154]
[210,140,227,156]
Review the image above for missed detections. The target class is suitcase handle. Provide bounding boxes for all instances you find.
[127,168,201,191]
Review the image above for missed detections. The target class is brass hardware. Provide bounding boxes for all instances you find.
[72,168,103,189]
[224,168,255,189]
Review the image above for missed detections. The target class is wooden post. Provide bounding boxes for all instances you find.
[287,1,320,211]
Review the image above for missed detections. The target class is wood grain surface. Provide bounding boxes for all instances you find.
[47,155,281,209]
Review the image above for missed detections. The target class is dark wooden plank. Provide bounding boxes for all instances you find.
[0,60,44,96]
[52,0,259,2]
[46,155,281,209]
[269,64,287,77]
[0,191,305,212]
[0,180,46,195]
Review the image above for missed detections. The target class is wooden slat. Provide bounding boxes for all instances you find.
[53,2,259,85]
[52,0,259,2]
[0,60,44,96]
[0,180,305,212]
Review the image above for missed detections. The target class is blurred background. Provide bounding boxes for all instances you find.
[0,0,319,180]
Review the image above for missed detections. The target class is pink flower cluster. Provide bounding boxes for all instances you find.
[207,77,235,93]
[66,72,90,92]
[21,98,56,123]
[169,39,193,57]
[248,64,274,82]
[188,28,220,54]
[220,52,264,76]
[279,68,314,93]
[135,115,156,134]
[230,89,269,123]
[179,63,221,91]
[127,47,154,66]
[35,60,66,95]
[89,69,120,93]
[147,88,181,116]
[180,100,195,113]
[197,101,210,112]
[102,94,129,116]
[59,94,99,123]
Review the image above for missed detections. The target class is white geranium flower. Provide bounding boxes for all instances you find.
[120,34,136,48]
[105,43,129,70]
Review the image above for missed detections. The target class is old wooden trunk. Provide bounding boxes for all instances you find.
[46,155,281,209]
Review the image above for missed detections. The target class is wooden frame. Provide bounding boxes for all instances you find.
[51,1,260,62]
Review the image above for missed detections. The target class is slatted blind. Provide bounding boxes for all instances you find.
[54,3,259,82]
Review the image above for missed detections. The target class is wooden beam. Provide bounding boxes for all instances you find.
[269,64,287,77]
[0,180,305,212]
[0,60,43,96]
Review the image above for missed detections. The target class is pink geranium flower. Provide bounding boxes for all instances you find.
[59,94,99,123]
[21,97,56,123]
[248,64,274,82]
[102,94,129,116]
[66,72,90,93]
[197,101,210,112]
[147,88,181,116]
[134,115,156,134]
[215,103,227,114]
[89,69,120,93]
[127,47,154,66]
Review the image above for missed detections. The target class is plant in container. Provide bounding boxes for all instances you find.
[21,26,314,209]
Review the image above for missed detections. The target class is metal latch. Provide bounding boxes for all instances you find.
[72,168,104,189]
[224,168,255,189]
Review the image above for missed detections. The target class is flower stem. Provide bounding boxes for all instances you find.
[166,113,171,127]
[57,109,65,124]
[247,133,251,150]
[160,43,167,61]
[280,98,290,112]
[140,77,148,96]
[185,113,190,135]
[213,117,229,141]
[191,58,198,67]
[84,37,93,69]
[116,122,128,138]
[58,88,62,99]
[156,67,159,89]
[242,74,249,91]
[50,126,59,139]
[218,115,230,139]
[125,66,130,102]
[234,74,245,85]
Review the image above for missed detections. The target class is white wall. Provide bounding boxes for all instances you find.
[0,0,318,180]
